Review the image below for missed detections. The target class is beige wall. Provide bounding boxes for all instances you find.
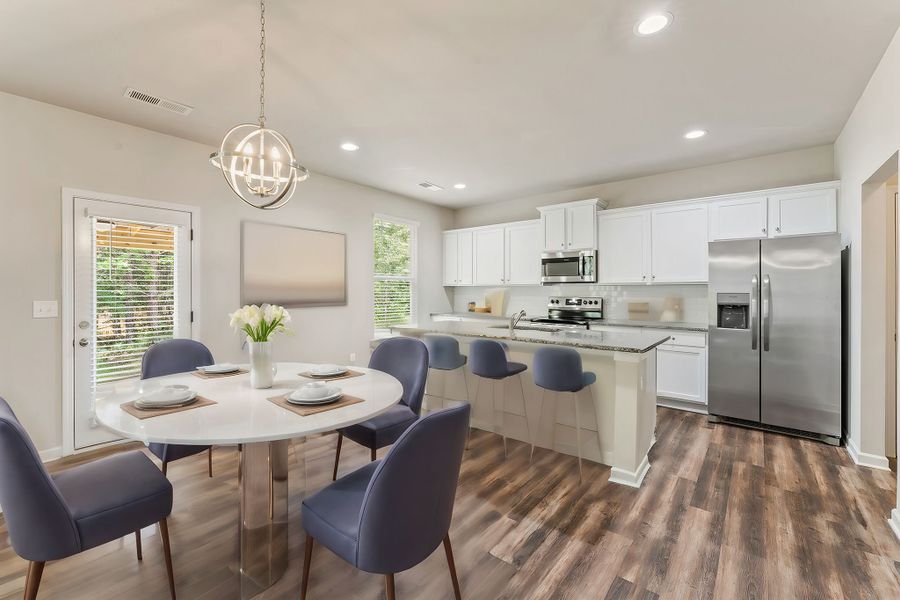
[834,25,900,473]
[454,145,835,228]
[0,91,454,455]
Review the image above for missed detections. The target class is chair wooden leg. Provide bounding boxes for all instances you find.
[300,534,314,600]
[161,461,168,476]
[332,432,343,481]
[370,447,377,462]
[444,535,462,600]
[158,519,176,600]
[135,529,143,560]
[208,447,213,478]
[385,574,396,600]
[23,561,44,600]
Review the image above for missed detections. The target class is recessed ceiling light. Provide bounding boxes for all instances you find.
[684,129,707,140]
[453,183,467,189]
[635,12,673,36]
[340,142,360,151]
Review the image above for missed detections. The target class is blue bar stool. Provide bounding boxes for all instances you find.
[532,346,597,481]
[469,339,532,458]
[423,335,472,445]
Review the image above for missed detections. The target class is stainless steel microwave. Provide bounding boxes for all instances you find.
[540,250,597,284]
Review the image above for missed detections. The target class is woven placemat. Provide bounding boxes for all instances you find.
[267,393,364,416]
[297,369,365,382]
[192,368,248,379]
[120,396,217,420]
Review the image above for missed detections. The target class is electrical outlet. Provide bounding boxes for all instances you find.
[33,300,58,318]
[349,352,357,363]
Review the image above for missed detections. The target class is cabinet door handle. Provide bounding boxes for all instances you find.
[761,227,767,234]
[641,275,646,280]
[775,226,781,233]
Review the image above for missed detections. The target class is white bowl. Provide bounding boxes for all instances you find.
[294,382,331,399]
[310,364,345,376]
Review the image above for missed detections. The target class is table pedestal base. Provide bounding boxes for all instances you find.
[239,440,290,599]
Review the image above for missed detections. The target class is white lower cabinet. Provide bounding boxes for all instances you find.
[656,345,707,405]
[644,329,708,406]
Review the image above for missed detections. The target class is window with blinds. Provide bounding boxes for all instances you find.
[93,219,179,383]
[373,216,417,332]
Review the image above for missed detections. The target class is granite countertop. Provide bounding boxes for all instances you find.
[393,322,671,354]
[430,312,708,333]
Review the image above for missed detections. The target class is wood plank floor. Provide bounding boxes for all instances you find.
[1,408,899,599]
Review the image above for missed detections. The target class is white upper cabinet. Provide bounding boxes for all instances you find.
[708,196,768,241]
[650,203,709,283]
[473,226,505,286]
[769,188,837,237]
[597,211,651,284]
[442,232,458,286]
[442,230,473,286]
[456,230,474,285]
[504,221,542,285]
[567,203,597,250]
[541,207,567,251]
[539,199,600,251]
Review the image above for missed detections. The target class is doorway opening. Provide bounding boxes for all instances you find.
[860,152,899,462]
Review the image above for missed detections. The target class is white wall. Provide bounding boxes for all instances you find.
[454,145,835,228]
[0,91,454,455]
[834,26,900,472]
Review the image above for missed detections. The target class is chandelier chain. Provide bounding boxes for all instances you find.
[258,0,266,126]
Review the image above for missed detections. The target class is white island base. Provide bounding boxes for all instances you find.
[394,330,660,488]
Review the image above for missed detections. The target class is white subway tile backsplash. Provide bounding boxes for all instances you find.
[451,284,708,323]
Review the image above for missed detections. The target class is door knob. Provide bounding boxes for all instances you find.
[78,338,89,347]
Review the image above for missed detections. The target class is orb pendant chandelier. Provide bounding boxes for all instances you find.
[209,0,308,209]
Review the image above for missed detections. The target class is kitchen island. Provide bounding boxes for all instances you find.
[390,321,670,487]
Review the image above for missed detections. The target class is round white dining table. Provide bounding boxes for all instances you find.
[94,362,403,599]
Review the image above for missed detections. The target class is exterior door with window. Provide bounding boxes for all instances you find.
[72,197,192,449]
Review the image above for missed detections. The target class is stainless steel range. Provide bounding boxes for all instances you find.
[530,296,604,329]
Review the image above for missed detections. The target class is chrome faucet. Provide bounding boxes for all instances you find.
[509,309,527,336]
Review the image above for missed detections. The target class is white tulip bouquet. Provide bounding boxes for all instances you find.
[229,304,292,342]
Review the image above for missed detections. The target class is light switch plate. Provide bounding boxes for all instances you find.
[33,300,58,318]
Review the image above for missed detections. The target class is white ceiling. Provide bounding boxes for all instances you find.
[2,1,899,207]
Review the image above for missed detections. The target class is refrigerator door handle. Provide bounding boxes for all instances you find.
[751,275,759,350]
[762,274,771,351]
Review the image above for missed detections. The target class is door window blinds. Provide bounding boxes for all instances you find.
[92,219,180,383]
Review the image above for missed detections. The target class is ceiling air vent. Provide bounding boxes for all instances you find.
[419,181,445,191]
[124,87,194,115]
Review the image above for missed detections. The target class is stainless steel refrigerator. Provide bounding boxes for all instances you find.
[707,233,842,444]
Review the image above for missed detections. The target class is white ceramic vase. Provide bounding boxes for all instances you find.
[248,340,277,389]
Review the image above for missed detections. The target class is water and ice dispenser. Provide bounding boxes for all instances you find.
[716,293,749,330]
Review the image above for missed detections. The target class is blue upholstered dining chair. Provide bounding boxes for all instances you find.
[141,339,215,477]
[332,336,428,480]
[302,403,470,600]
[532,346,597,481]
[468,338,532,458]
[0,397,176,600]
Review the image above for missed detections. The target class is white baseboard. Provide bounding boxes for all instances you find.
[39,446,62,463]
[608,455,650,488]
[657,398,708,415]
[846,437,891,471]
[889,509,900,543]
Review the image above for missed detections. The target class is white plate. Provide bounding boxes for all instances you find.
[287,389,343,405]
[197,363,239,374]
[136,391,198,409]
[308,364,348,377]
